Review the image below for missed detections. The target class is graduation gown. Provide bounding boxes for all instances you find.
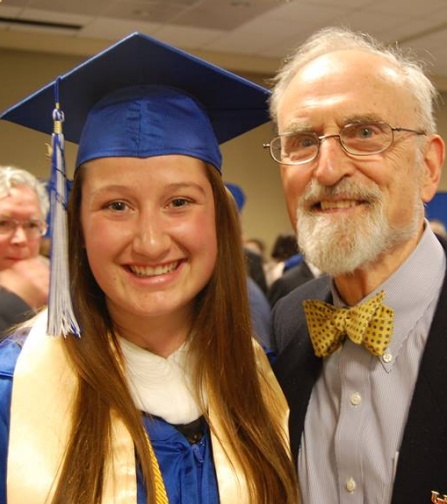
[0,312,289,504]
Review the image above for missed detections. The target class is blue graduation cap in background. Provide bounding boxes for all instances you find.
[225,182,246,212]
[0,32,271,337]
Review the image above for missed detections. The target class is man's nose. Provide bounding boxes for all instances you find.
[313,135,355,185]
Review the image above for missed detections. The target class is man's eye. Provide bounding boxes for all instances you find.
[358,127,374,138]
[299,135,319,148]
[349,123,383,139]
[286,134,318,150]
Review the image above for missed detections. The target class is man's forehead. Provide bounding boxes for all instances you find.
[278,51,415,129]
[297,49,401,82]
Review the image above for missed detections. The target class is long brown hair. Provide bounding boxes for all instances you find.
[52,162,299,503]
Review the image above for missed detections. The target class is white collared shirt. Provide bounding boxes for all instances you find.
[298,225,446,504]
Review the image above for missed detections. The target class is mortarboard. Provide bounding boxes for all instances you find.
[1,31,271,172]
[225,182,246,212]
[0,32,271,338]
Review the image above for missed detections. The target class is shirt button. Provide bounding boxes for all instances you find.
[346,478,356,493]
[350,392,362,406]
[382,352,393,363]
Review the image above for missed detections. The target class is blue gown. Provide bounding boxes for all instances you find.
[0,338,219,504]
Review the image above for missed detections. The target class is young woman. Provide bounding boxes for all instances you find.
[0,33,299,504]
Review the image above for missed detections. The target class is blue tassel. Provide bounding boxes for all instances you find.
[46,78,81,337]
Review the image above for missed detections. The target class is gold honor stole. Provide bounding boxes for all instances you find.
[7,311,290,504]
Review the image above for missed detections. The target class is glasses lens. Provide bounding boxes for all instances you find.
[272,133,319,164]
[24,220,45,238]
[0,219,15,235]
[0,218,45,238]
[341,122,392,155]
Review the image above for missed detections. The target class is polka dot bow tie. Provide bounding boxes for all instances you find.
[303,291,394,358]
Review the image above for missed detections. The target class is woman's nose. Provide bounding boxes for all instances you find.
[132,216,171,258]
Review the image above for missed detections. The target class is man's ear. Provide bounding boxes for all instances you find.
[421,134,445,202]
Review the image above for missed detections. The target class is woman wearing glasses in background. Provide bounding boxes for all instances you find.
[0,166,49,339]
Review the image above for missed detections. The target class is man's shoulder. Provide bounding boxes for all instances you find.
[271,275,331,354]
[268,261,314,304]
[274,275,331,315]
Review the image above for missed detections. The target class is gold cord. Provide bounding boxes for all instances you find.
[145,432,169,504]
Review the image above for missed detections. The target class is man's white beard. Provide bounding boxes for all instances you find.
[296,178,423,276]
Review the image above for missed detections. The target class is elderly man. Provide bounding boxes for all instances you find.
[0,166,49,337]
[265,27,446,504]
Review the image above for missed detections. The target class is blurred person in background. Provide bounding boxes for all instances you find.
[244,237,266,259]
[265,232,302,287]
[0,166,49,338]
[226,183,272,348]
[429,218,447,238]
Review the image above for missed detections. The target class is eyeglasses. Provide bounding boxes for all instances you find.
[0,218,47,239]
[263,121,426,166]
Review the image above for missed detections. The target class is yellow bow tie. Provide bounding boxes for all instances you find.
[303,291,394,358]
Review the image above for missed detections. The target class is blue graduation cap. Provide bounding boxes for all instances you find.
[225,182,246,212]
[0,32,271,337]
[1,31,271,172]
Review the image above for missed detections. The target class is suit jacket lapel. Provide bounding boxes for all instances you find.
[392,240,447,503]
[273,278,331,463]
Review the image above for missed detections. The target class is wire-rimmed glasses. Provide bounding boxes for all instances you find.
[0,218,47,239]
[263,121,426,166]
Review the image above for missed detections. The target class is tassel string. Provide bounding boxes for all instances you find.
[47,79,81,337]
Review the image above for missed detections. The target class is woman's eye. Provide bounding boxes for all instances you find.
[107,201,128,211]
[170,198,190,208]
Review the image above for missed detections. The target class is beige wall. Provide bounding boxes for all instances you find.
[1,47,446,255]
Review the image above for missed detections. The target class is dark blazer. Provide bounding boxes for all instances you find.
[272,241,447,503]
[268,261,318,309]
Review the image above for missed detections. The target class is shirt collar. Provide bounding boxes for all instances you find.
[331,222,446,368]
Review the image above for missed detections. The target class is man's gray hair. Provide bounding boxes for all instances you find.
[0,166,50,219]
[269,26,439,134]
